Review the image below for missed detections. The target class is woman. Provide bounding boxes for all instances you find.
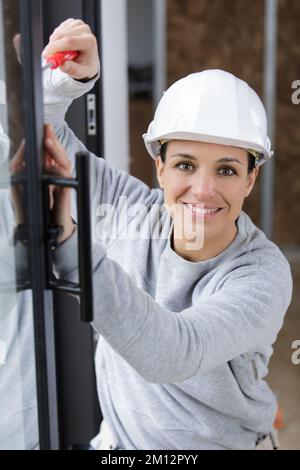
[42,19,293,450]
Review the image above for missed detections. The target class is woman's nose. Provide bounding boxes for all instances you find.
[190,173,217,199]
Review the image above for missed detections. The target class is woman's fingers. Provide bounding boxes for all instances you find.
[10,129,72,180]
[42,34,96,58]
[43,152,58,172]
[43,126,74,242]
[12,34,22,64]
[49,22,90,43]
[44,125,72,176]
[49,18,83,38]
[10,139,26,173]
[42,18,100,80]
[43,144,71,177]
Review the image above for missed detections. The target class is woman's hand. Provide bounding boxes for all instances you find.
[44,125,75,244]
[42,18,100,81]
[10,126,75,244]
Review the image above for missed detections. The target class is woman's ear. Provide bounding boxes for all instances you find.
[155,156,165,189]
[245,166,260,198]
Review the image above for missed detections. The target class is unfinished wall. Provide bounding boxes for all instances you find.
[167,0,300,246]
[275,0,300,245]
[129,98,154,188]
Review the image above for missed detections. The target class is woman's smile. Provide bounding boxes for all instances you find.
[180,202,225,220]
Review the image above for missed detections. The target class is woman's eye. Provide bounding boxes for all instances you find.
[218,167,236,176]
[176,162,194,172]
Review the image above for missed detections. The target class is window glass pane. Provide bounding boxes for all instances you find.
[0,0,38,450]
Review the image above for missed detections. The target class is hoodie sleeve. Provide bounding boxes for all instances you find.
[43,66,100,134]
[53,233,293,384]
[43,67,157,233]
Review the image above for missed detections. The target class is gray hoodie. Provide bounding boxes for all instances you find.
[44,68,293,450]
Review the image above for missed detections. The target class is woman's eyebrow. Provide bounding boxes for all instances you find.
[169,154,242,165]
[169,153,197,160]
[216,157,242,165]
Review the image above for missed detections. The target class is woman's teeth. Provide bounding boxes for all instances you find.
[185,204,220,214]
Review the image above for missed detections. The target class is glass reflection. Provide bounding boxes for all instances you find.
[0,0,38,450]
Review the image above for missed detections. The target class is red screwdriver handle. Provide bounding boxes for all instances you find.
[46,50,79,69]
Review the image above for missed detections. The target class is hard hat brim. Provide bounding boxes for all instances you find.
[143,131,272,166]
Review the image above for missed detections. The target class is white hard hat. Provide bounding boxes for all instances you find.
[143,69,273,166]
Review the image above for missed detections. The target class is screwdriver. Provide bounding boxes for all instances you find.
[42,50,79,70]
